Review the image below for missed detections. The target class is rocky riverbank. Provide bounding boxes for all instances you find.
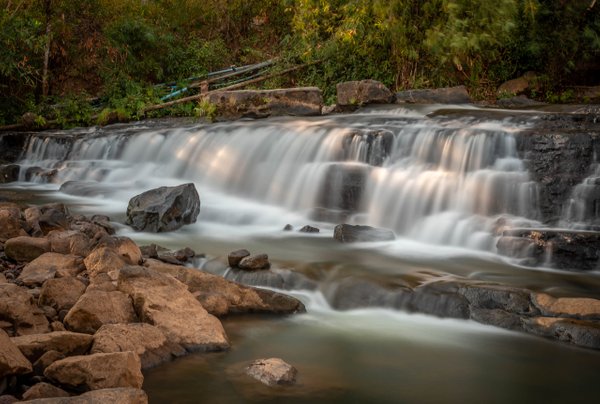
[0,202,304,402]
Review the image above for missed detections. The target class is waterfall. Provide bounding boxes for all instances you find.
[16,111,541,250]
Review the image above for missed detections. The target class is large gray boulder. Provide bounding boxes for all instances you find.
[204,87,322,120]
[336,80,394,106]
[395,86,471,104]
[126,183,200,232]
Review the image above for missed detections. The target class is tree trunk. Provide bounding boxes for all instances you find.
[41,0,52,97]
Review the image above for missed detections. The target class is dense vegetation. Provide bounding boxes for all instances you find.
[1,0,599,126]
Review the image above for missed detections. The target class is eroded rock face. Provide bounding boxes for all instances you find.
[63,290,137,334]
[144,259,305,317]
[4,236,51,262]
[0,284,49,336]
[245,358,297,386]
[11,331,93,362]
[117,266,229,351]
[395,86,471,104]
[205,87,323,120]
[126,184,200,233]
[0,329,32,378]
[91,323,185,369]
[333,224,395,243]
[336,80,394,106]
[44,352,144,390]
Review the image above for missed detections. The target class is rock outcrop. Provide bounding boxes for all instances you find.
[395,86,471,104]
[126,183,200,232]
[204,87,323,120]
[336,80,394,107]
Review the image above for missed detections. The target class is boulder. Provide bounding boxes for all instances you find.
[204,87,323,120]
[11,331,93,362]
[95,237,142,265]
[22,383,69,400]
[44,352,143,390]
[0,329,32,378]
[0,165,19,184]
[38,209,69,235]
[39,277,87,313]
[227,249,250,268]
[532,293,600,320]
[0,207,23,242]
[333,224,395,243]
[33,350,65,375]
[91,323,185,369]
[238,254,270,271]
[117,266,229,351]
[125,184,200,232]
[4,236,51,262]
[336,80,394,106]
[47,231,92,258]
[395,86,471,104]
[497,72,537,97]
[497,229,600,271]
[83,247,128,279]
[19,388,148,403]
[63,290,137,334]
[22,253,85,281]
[0,284,49,335]
[144,259,305,317]
[245,358,297,386]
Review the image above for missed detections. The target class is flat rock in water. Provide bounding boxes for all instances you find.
[117,266,229,351]
[523,317,600,350]
[0,329,32,378]
[333,224,395,243]
[44,352,144,390]
[126,183,200,232]
[245,358,297,386]
[91,323,186,369]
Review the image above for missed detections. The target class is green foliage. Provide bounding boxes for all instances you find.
[195,98,218,122]
[53,94,94,128]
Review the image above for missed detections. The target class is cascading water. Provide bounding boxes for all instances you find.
[17,109,540,251]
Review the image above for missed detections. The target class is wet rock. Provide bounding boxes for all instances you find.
[336,80,394,107]
[238,254,270,271]
[408,280,470,319]
[245,358,297,387]
[395,86,471,104]
[470,308,524,331]
[326,278,400,310]
[0,329,32,378]
[299,225,320,233]
[318,163,370,212]
[117,266,229,351]
[4,237,51,262]
[283,224,293,231]
[458,283,537,315]
[0,165,19,184]
[63,290,137,334]
[44,352,144,390]
[523,317,600,350]
[497,95,545,109]
[228,249,250,268]
[144,259,306,317]
[47,231,92,258]
[39,278,87,315]
[33,351,65,375]
[0,284,49,336]
[22,382,69,400]
[205,87,323,120]
[126,183,200,232]
[497,229,600,271]
[333,224,395,243]
[340,129,394,166]
[22,253,85,281]
[11,331,93,363]
[532,293,600,320]
[91,323,185,369]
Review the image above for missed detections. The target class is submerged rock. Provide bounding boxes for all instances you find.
[126,183,200,233]
[245,358,297,387]
[299,225,320,233]
[317,164,370,212]
[333,224,395,243]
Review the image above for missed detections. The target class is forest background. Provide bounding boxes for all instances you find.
[1,0,599,127]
